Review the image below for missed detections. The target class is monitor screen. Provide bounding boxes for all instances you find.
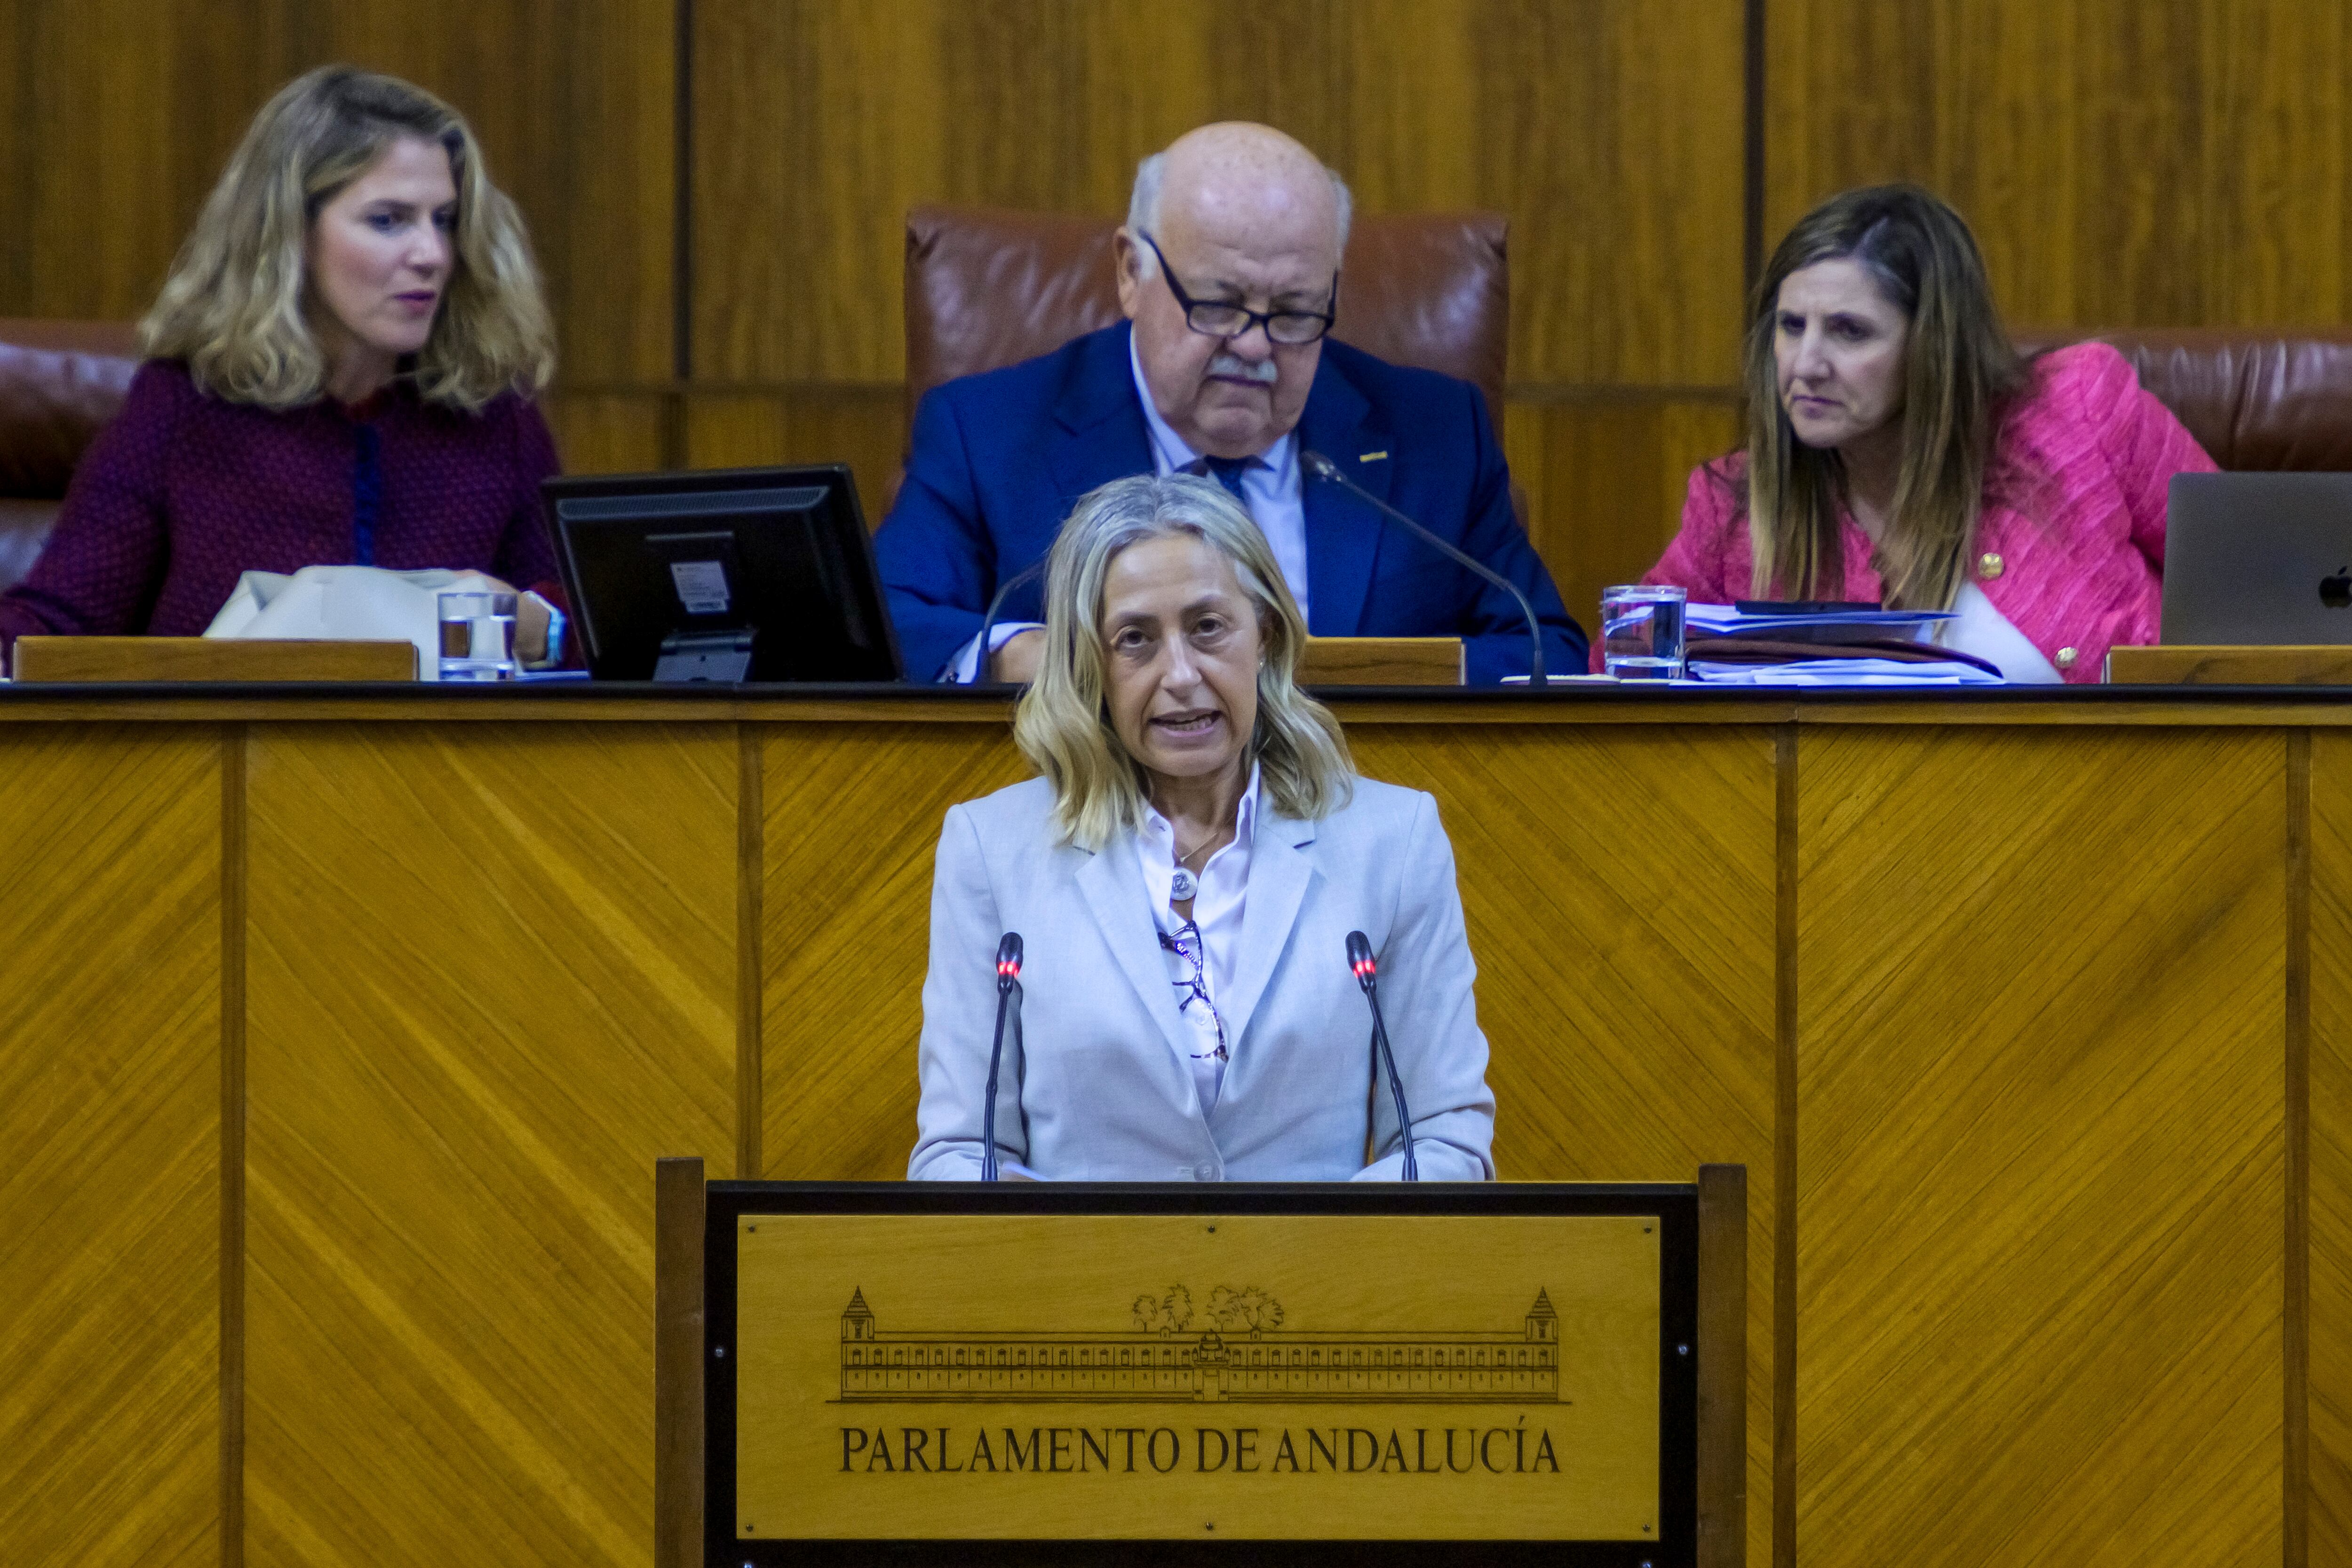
[544,465,903,682]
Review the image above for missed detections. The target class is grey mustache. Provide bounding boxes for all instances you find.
[1207,354,1279,384]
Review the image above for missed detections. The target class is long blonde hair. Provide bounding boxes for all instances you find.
[1014,474,1354,850]
[140,66,555,412]
[1741,184,2028,608]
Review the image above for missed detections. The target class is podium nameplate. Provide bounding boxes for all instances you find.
[660,1178,1740,1567]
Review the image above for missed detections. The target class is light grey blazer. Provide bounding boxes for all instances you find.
[907,774,1495,1182]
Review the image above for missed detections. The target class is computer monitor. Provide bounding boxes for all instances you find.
[544,464,903,682]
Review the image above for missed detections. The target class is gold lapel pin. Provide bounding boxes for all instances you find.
[1359,451,1389,462]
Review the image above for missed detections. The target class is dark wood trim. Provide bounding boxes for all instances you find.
[654,1156,708,1568]
[1742,0,1766,301]
[546,378,1748,404]
[672,0,694,385]
[660,388,689,474]
[737,725,765,1179]
[1772,724,1798,1568]
[1697,1164,1749,1568]
[218,723,247,1568]
[704,1181,1703,1566]
[2288,727,2312,1568]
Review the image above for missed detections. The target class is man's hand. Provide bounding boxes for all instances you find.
[990,628,1046,684]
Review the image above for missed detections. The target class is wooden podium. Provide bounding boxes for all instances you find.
[654,1160,1746,1566]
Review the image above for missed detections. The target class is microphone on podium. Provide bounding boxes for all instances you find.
[1346,931,1420,1181]
[1301,449,1548,688]
[982,932,1024,1181]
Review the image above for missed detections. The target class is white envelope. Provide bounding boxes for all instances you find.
[203,565,501,682]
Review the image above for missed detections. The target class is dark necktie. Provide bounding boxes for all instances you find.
[1187,454,1255,505]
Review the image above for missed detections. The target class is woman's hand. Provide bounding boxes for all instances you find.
[475,575,550,664]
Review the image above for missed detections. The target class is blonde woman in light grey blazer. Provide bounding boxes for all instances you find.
[908,474,1494,1183]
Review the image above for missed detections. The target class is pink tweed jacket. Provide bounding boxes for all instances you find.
[1631,342,2217,681]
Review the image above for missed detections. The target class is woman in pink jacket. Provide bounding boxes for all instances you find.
[1632,184,2214,682]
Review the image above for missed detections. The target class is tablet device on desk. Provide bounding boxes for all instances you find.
[544,464,903,682]
[2163,472,2352,645]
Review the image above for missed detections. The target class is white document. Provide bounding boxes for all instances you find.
[203,565,501,682]
[1686,657,2003,686]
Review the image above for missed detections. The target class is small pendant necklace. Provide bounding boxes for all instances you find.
[1168,830,1219,903]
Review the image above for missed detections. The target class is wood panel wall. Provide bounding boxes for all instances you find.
[5,2,2350,624]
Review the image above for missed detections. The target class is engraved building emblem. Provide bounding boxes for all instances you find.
[837,1285,1562,1404]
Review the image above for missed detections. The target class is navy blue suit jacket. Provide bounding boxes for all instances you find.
[875,323,1587,684]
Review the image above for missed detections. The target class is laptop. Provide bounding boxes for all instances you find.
[2163,472,2352,645]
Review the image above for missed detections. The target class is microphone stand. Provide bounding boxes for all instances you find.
[981,932,1024,1180]
[967,557,1048,685]
[1346,931,1420,1181]
[1301,449,1547,687]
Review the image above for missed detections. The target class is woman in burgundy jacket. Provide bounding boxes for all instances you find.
[1626,184,2214,682]
[0,66,566,671]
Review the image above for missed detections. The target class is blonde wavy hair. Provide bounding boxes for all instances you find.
[1015,474,1354,850]
[140,66,555,411]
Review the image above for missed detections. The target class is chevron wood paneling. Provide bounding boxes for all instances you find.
[761,721,1032,1180]
[242,723,737,1568]
[683,388,910,533]
[0,727,221,1568]
[0,0,676,382]
[1502,398,1746,644]
[1351,722,1777,1568]
[1765,0,2352,329]
[2312,732,2352,1557]
[1795,727,2287,1567]
[691,0,1745,389]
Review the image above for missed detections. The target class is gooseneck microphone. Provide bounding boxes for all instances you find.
[967,557,1049,684]
[1301,449,1548,688]
[1346,931,1420,1181]
[981,932,1024,1181]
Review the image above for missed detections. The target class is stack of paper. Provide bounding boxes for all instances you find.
[1684,603,1955,640]
[1685,657,2002,686]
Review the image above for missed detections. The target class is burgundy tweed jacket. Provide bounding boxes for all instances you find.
[0,359,563,665]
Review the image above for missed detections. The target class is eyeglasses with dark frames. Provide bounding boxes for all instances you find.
[1138,231,1338,347]
[1156,920,1230,1064]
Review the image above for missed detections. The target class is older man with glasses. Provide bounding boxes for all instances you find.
[877,121,1586,686]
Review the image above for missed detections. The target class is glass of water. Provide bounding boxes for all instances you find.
[437,590,517,682]
[1600,584,1687,680]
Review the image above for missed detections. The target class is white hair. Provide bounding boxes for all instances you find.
[1126,150,1353,277]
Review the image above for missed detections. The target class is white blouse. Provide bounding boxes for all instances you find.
[1132,765,1263,1115]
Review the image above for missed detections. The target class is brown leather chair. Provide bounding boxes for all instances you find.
[2017,328,2352,471]
[903,206,1511,434]
[0,319,141,593]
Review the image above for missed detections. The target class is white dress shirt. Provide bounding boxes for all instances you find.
[1133,764,1262,1115]
[1128,336,1312,620]
[942,341,1313,681]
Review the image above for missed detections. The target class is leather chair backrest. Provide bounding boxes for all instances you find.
[904,206,1510,434]
[2015,327,2352,471]
[0,319,142,592]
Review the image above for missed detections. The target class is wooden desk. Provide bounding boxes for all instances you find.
[0,682,2335,1567]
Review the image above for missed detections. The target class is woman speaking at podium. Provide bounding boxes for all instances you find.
[0,67,566,666]
[908,474,1495,1182]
